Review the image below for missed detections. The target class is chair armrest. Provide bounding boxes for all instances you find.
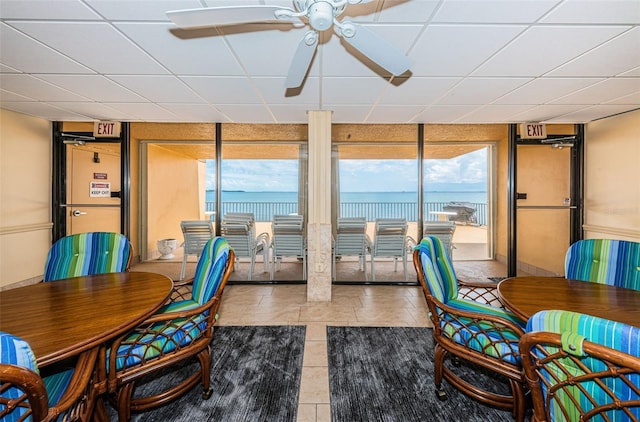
[405,236,417,250]
[458,281,504,308]
[49,346,100,416]
[256,232,270,248]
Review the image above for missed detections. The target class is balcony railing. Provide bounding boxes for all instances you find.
[206,201,488,226]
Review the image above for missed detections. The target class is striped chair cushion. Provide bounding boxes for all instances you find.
[43,369,74,408]
[415,237,458,303]
[44,232,132,281]
[565,239,640,290]
[444,299,524,364]
[191,237,231,305]
[527,310,640,421]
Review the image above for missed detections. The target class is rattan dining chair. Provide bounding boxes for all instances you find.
[520,310,640,422]
[413,236,527,422]
[106,237,234,422]
[43,232,132,282]
[0,332,99,422]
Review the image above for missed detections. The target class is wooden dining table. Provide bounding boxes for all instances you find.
[0,271,173,367]
[497,276,640,327]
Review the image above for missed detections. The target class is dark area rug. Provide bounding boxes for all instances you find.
[327,326,523,422]
[108,325,305,422]
[487,276,506,283]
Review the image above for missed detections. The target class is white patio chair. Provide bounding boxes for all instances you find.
[221,212,269,280]
[179,220,214,280]
[423,221,456,259]
[332,217,370,280]
[270,214,306,280]
[370,218,410,281]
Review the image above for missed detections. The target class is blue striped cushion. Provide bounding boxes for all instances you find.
[527,310,640,421]
[415,237,458,303]
[1,332,43,421]
[192,237,230,305]
[43,369,74,407]
[565,239,640,290]
[44,232,131,282]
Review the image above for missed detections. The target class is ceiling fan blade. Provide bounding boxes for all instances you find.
[285,31,319,89]
[167,5,297,29]
[339,21,411,76]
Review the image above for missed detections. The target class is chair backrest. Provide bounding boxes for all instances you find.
[521,310,640,422]
[334,217,368,256]
[371,218,407,256]
[221,213,257,257]
[565,239,640,290]
[181,220,214,256]
[191,237,232,305]
[0,332,47,421]
[414,236,459,303]
[271,214,305,256]
[43,232,132,282]
[423,221,456,259]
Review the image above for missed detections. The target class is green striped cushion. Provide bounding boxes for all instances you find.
[527,310,640,421]
[565,239,640,290]
[44,232,131,281]
[415,237,458,303]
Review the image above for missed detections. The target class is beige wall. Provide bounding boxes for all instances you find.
[0,109,51,288]
[584,109,640,241]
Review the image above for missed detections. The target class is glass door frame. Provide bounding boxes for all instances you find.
[52,121,130,242]
[507,123,584,277]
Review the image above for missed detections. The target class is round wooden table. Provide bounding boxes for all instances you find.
[497,276,640,327]
[0,271,173,367]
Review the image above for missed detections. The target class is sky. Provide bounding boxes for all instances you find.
[206,148,487,192]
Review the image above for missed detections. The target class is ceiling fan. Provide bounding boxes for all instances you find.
[166,0,412,89]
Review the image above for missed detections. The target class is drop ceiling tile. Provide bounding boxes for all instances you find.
[540,0,640,24]
[0,0,101,20]
[86,0,203,21]
[352,0,439,23]
[157,103,231,122]
[510,104,593,122]
[432,0,561,23]
[104,102,180,121]
[0,64,19,73]
[493,78,604,105]
[376,77,461,105]
[0,23,94,74]
[322,77,388,104]
[108,75,206,103]
[9,21,169,74]
[436,77,531,105]
[322,105,372,123]
[115,22,243,75]
[605,91,640,105]
[409,24,526,76]
[0,101,90,120]
[366,105,426,123]
[269,104,319,123]
[221,25,316,77]
[0,74,91,101]
[550,78,640,105]
[456,105,535,123]
[252,77,321,105]
[545,104,638,122]
[180,76,262,104]
[0,89,35,101]
[548,27,640,77]
[473,25,631,77]
[216,104,276,122]
[46,101,132,120]
[36,75,147,102]
[412,105,478,123]
[621,66,640,77]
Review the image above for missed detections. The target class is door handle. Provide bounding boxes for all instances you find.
[72,210,87,217]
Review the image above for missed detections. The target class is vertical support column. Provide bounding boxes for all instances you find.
[307,110,332,302]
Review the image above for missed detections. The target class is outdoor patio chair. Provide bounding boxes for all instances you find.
[520,310,640,422]
[107,237,234,422]
[43,231,132,282]
[179,220,214,280]
[0,332,99,422]
[423,221,456,259]
[332,217,370,280]
[565,238,640,290]
[270,214,306,280]
[221,212,269,280]
[413,236,527,422]
[369,218,411,281]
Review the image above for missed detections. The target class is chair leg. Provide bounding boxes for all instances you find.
[434,345,448,400]
[116,382,134,422]
[198,346,213,400]
[370,257,375,281]
[248,257,254,281]
[509,379,526,422]
[179,254,187,281]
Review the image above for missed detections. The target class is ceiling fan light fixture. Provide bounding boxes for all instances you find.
[308,1,335,31]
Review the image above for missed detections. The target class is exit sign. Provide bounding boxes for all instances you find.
[520,123,547,139]
[93,121,121,138]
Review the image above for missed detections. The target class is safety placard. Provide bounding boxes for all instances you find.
[90,182,111,197]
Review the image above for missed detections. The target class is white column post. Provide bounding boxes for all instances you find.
[306,110,332,302]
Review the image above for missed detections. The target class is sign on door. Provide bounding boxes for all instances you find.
[90,182,111,197]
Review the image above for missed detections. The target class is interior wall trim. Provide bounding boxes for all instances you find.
[582,224,640,240]
[0,222,53,235]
